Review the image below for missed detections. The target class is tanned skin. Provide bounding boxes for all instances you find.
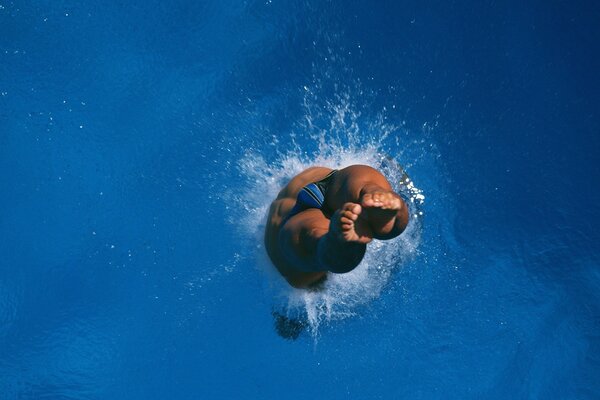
[264,165,408,288]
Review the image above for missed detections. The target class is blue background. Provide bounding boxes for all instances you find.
[1,0,599,399]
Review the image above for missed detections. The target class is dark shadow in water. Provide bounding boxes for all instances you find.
[272,311,306,340]
[272,276,327,340]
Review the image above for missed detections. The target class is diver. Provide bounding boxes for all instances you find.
[265,165,409,288]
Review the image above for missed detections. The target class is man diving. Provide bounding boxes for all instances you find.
[264,165,409,288]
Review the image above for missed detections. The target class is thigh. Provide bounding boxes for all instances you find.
[326,165,393,210]
[278,209,330,273]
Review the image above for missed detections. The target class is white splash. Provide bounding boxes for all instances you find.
[232,101,425,337]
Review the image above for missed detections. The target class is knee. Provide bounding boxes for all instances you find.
[374,210,409,240]
[317,239,366,273]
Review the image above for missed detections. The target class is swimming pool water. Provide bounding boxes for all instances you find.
[1,1,599,399]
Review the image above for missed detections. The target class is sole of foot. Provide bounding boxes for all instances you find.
[360,190,403,235]
[331,202,373,244]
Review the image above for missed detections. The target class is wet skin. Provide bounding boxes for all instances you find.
[264,165,408,288]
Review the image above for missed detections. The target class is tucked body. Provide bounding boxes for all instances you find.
[264,165,409,288]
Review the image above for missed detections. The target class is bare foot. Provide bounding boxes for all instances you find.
[330,202,373,244]
[361,190,403,209]
[360,190,405,237]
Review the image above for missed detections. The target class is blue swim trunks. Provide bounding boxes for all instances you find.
[283,170,337,225]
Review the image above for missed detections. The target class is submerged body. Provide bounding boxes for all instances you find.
[264,165,409,288]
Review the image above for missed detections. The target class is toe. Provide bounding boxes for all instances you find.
[343,210,358,221]
[343,202,361,215]
[340,216,353,225]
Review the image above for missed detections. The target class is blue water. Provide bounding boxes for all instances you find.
[1,1,599,398]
